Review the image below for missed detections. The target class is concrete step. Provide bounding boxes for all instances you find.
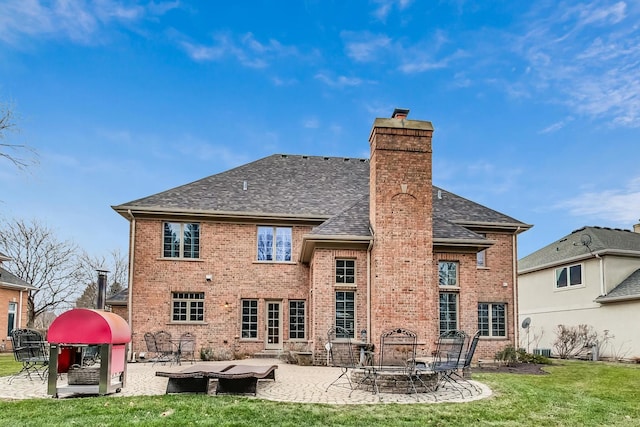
[253,350,283,359]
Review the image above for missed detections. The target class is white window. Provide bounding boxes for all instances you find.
[439,292,458,335]
[163,223,200,258]
[172,292,204,322]
[555,264,582,288]
[241,299,258,339]
[7,302,17,337]
[257,226,292,262]
[478,303,506,337]
[439,261,458,287]
[335,291,355,338]
[335,259,355,284]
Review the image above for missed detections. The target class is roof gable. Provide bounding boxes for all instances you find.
[519,226,640,272]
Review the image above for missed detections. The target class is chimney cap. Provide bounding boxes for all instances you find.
[392,108,410,119]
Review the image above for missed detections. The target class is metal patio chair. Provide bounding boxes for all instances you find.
[178,332,196,364]
[430,330,467,399]
[325,326,358,392]
[450,330,481,395]
[8,329,49,384]
[154,330,176,365]
[377,327,424,396]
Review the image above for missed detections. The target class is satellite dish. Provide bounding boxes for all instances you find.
[521,317,531,329]
[581,234,592,246]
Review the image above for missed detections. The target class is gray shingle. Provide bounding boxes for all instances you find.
[114,154,528,242]
[595,268,640,303]
[0,266,35,290]
[519,226,640,271]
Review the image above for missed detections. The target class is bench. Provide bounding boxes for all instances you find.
[155,364,278,395]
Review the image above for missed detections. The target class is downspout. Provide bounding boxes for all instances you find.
[18,290,24,329]
[512,228,520,350]
[127,209,136,361]
[367,236,373,344]
[596,254,605,296]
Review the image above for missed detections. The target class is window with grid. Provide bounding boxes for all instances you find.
[478,303,506,337]
[7,302,17,337]
[439,292,458,335]
[477,234,487,267]
[171,292,204,322]
[335,259,355,284]
[555,264,582,288]
[241,299,258,339]
[289,300,306,339]
[335,291,355,338]
[257,226,292,261]
[163,222,200,258]
[438,261,458,286]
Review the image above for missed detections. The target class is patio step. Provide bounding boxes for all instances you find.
[252,350,283,359]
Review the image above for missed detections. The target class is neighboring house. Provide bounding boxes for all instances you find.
[0,251,36,350]
[113,109,531,363]
[106,288,128,322]
[518,225,640,360]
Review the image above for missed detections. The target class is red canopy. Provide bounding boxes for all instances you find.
[48,308,131,344]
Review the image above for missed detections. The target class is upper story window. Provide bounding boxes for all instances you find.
[257,226,292,262]
[163,222,200,259]
[438,261,459,287]
[336,259,355,285]
[477,234,487,267]
[555,264,582,288]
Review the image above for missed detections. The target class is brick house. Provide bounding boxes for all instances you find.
[1,251,36,351]
[112,109,531,362]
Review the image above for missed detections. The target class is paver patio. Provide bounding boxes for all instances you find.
[1,358,491,404]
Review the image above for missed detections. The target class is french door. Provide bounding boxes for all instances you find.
[265,301,282,350]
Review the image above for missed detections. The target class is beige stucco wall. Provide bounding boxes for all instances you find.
[518,255,640,360]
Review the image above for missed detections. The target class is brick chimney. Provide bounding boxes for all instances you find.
[368,109,435,345]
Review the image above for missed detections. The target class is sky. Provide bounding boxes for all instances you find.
[1,0,639,262]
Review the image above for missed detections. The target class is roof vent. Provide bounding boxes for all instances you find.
[243,181,248,191]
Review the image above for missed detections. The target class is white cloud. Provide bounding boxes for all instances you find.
[341,31,392,62]
[539,117,574,134]
[0,0,178,45]
[314,73,365,88]
[176,31,303,68]
[556,177,640,223]
[510,0,640,127]
[302,117,319,129]
[371,0,413,22]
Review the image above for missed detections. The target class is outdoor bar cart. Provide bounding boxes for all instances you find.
[47,308,131,398]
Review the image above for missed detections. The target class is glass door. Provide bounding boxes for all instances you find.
[265,301,282,350]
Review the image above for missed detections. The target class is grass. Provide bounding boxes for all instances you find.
[0,359,639,426]
[0,352,21,377]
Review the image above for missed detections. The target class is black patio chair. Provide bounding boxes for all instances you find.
[325,326,358,392]
[8,328,49,384]
[450,330,481,395]
[178,332,196,364]
[430,330,467,399]
[154,330,176,365]
[143,332,160,363]
[377,327,424,396]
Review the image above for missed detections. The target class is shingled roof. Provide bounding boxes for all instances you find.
[595,268,640,303]
[0,266,36,291]
[113,154,530,242]
[519,226,640,272]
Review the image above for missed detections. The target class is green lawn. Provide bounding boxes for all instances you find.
[0,358,638,426]
[0,352,21,377]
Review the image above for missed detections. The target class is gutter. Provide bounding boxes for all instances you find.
[595,294,640,304]
[113,206,331,223]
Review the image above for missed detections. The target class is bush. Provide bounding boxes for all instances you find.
[553,324,598,359]
[200,346,232,361]
[495,345,552,366]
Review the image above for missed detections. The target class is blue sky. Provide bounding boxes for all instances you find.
[1,0,639,260]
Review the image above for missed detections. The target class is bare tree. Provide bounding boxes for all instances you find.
[0,101,37,169]
[0,218,82,327]
[75,249,128,308]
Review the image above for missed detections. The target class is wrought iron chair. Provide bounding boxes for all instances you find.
[430,330,467,399]
[154,330,175,365]
[143,332,159,362]
[8,328,49,383]
[450,330,481,395]
[377,327,423,395]
[178,332,196,364]
[325,326,358,392]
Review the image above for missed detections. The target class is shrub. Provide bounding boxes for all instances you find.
[553,324,597,359]
[495,345,552,366]
[200,346,232,361]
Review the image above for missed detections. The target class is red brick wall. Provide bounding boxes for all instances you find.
[369,123,435,351]
[130,219,312,358]
[1,287,30,351]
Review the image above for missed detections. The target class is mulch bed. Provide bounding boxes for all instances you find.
[476,363,550,375]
